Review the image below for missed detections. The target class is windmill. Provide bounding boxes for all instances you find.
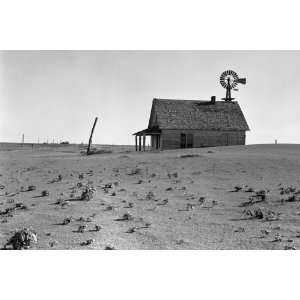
[220,70,246,101]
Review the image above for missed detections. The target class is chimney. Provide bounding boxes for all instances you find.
[210,96,216,104]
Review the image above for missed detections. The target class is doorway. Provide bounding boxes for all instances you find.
[180,133,193,148]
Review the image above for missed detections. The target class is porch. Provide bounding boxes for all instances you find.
[133,128,162,151]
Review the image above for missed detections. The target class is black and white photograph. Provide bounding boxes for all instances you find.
[2,50,300,250]
[0,1,299,299]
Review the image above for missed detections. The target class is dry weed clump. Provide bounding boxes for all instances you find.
[80,239,95,246]
[27,185,36,191]
[41,190,49,197]
[4,228,37,250]
[243,208,280,221]
[79,185,96,201]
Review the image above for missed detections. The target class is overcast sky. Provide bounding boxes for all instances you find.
[0,50,299,145]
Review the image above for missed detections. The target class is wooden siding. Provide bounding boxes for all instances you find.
[161,129,245,150]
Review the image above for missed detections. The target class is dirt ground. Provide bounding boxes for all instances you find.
[1,143,300,250]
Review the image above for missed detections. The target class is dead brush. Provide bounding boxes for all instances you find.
[264,210,280,221]
[280,186,296,194]
[4,228,37,250]
[80,239,95,246]
[231,185,243,192]
[27,185,36,192]
[41,190,49,197]
[79,185,96,201]
[78,225,87,233]
[243,208,264,219]
[48,174,63,184]
[61,217,73,225]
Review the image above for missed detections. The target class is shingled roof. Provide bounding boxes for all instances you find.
[148,99,250,131]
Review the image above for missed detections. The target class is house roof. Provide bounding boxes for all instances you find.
[148,98,250,131]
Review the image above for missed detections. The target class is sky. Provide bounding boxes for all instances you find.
[1,50,300,145]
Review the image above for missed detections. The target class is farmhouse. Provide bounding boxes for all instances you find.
[133,97,250,151]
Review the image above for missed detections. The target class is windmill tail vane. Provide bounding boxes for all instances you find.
[220,70,246,102]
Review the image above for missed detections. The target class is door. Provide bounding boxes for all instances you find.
[180,133,186,148]
[186,133,193,148]
[180,133,193,148]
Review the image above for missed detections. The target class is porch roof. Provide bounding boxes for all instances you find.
[132,128,161,136]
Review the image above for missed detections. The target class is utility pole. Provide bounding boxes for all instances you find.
[87,117,98,155]
[22,134,24,145]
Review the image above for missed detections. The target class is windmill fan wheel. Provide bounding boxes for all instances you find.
[220,70,239,89]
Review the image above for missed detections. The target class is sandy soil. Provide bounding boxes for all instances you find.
[1,143,300,250]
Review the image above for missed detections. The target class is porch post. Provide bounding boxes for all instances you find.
[135,135,137,151]
[138,135,142,151]
[143,133,146,151]
[160,134,163,150]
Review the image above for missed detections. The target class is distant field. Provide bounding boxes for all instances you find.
[0,142,136,153]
